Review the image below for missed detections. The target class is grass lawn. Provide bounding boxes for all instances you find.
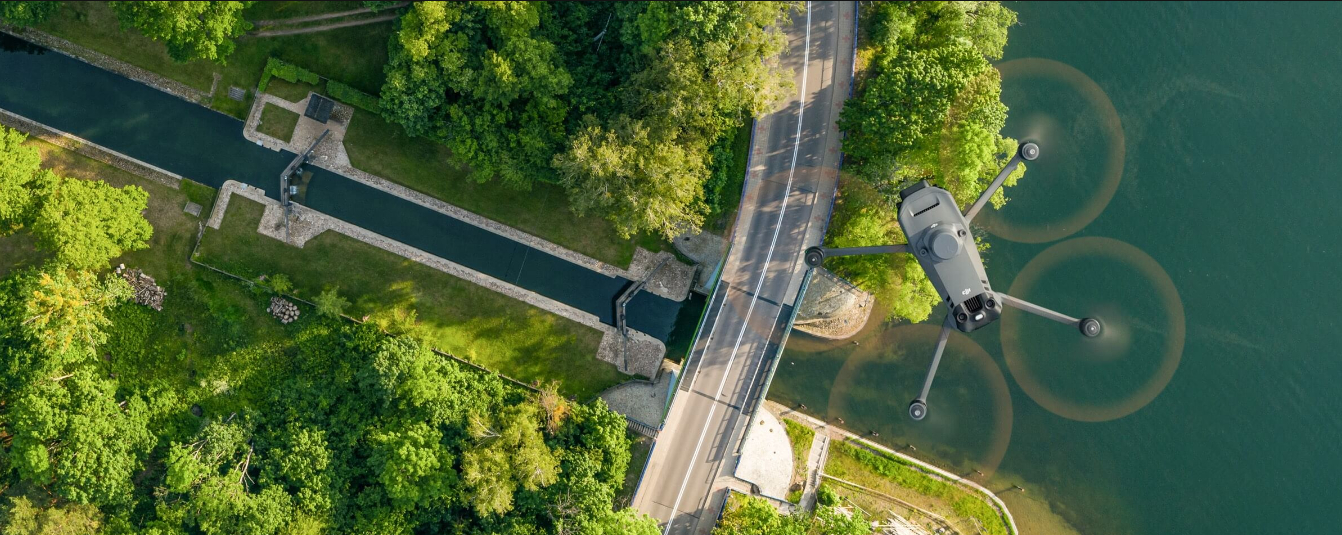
[342,113,663,267]
[824,440,1012,535]
[194,195,623,399]
[782,419,816,501]
[38,2,393,119]
[257,104,301,141]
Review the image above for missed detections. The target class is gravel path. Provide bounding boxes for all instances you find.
[250,3,408,27]
[250,13,400,37]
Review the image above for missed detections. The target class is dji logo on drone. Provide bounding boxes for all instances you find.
[961,288,971,296]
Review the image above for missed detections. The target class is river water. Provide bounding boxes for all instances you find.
[771,2,1342,533]
[0,33,685,341]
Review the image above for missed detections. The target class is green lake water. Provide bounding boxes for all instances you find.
[770,2,1342,533]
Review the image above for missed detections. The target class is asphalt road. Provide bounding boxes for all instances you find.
[632,2,855,533]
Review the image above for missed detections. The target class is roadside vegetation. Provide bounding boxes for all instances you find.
[824,440,1012,535]
[713,492,872,535]
[828,1,1022,322]
[0,126,657,534]
[783,419,815,503]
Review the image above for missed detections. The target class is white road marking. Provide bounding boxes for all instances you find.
[662,4,813,533]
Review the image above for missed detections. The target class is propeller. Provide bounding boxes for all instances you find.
[981,58,1126,244]
[999,236,1185,422]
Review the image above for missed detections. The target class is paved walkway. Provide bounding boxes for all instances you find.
[734,406,793,501]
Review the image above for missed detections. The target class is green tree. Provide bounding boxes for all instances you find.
[108,1,253,63]
[15,267,132,359]
[555,115,709,238]
[266,273,292,294]
[1,496,103,535]
[0,127,153,268]
[714,494,872,535]
[369,421,457,510]
[313,286,349,318]
[5,369,154,506]
[380,1,572,187]
[0,2,60,27]
[29,174,153,270]
[462,403,559,516]
[0,127,44,232]
[588,508,661,535]
[260,424,335,516]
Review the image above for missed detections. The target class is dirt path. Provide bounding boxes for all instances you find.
[250,2,407,27]
[250,13,400,37]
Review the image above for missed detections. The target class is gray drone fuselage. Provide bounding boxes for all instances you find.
[896,181,1001,333]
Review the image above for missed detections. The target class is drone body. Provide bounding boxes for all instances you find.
[805,142,1101,421]
[896,180,1001,334]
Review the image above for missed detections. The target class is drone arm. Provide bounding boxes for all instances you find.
[916,314,956,403]
[998,293,1080,326]
[963,142,1038,223]
[821,244,908,258]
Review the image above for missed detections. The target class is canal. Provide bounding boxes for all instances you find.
[0,32,684,341]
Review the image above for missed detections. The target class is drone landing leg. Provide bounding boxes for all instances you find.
[998,293,1102,338]
[909,315,954,421]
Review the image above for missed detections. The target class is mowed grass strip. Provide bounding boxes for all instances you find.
[257,104,301,141]
[194,196,623,399]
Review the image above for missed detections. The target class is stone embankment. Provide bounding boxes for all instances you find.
[793,268,873,340]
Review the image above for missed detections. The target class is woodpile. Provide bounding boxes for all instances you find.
[267,296,300,324]
[115,264,165,311]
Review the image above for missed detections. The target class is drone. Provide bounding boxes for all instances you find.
[804,142,1102,421]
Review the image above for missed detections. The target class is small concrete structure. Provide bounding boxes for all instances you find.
[227,86,246,102]
[734,406,793,501]
[183,201,203,217]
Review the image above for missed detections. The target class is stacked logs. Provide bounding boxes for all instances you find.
[115,264,165,311]
[267,296,300,324]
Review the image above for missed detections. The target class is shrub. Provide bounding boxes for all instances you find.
[816,483,839,507]
[259,58,320,93]
[327,81,381,113]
